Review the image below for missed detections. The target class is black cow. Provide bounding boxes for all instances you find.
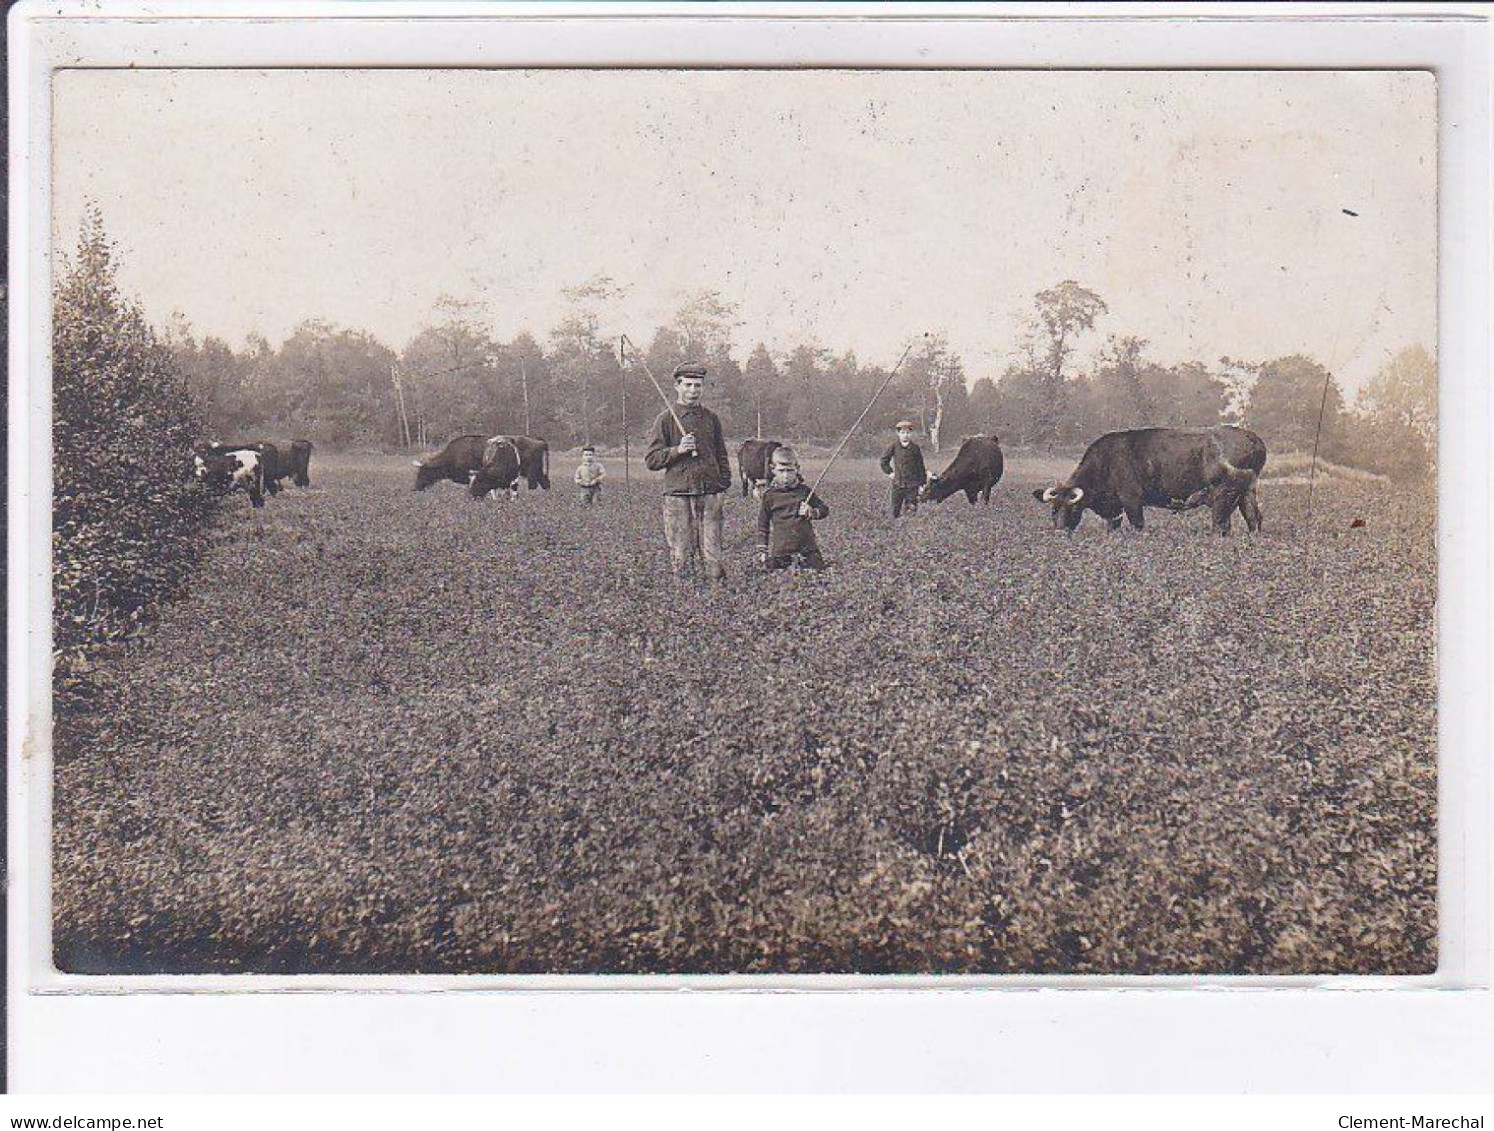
[194,447,266,508]
[920,435,1004,505]
[507,436,551,490]
[737,439,783,497]
[1034,426,1266,535]
[280,439,313,487]
[413,435,488,491]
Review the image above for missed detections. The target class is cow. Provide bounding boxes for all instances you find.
[413,435,488,492]
[206,441,283,496]
[506,435,551,490]
[257,441,307,493]
[471,435,526,499]
[920,435,1004,505]
[737,439,783,498]
[1033,426,1266,536]
[414,434,550,497]
[194,447,265,508]
[281,439,313,487]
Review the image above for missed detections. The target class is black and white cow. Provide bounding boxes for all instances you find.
[207,441,283,495]
[195,447,266,508]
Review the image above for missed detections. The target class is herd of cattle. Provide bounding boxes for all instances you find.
[735,426,1265,534]
[192,439,314,507]
[193,425,1268,535]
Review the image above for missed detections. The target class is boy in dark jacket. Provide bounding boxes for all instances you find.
[880,420,928,517]
[756,447,830,571]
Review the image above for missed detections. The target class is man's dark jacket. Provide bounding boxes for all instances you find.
[645,405,731,495]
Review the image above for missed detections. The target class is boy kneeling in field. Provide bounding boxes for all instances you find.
[756,447,831,571]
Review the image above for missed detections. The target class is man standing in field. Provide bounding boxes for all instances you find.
[880,419,928,518]
[645,360,732,583]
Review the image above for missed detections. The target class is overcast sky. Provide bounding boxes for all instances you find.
[53,68,1435,395]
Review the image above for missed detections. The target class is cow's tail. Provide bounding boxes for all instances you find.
[542,441,550,488]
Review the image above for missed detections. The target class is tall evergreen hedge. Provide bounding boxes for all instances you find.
[54,209,214,706]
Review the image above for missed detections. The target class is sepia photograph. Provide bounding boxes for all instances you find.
[44,66,1438,977]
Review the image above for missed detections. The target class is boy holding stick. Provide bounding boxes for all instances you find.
[756,447,830,571]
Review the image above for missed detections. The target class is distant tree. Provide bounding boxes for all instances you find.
[742,342,780,439]
[1146,361,1227,429]
[708,351,749,439]
[671,288,741,358]
[280,321,398,446]
[899,333,967,453]
[990,335,1051,447]
[968,376,1001,435]
[487,331,550,438]
[1352,344,1437,479]
[1087,339,1227,433]
[1027,280,1108,446]
[400,296,497,446]
[1242,354,1345,454]
[1215,356,1260,425]
[1093,334,1155,427]
[426,294,492,366]
[782,343,832,442]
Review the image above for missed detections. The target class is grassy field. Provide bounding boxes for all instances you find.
[53,449,1437,974]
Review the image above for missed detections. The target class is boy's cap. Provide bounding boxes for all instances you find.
[770,447,799,465]
[581,445,596,453]
[895,420,917,430]
[673,361,708,380]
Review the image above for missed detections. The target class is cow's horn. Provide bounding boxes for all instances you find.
[411,459,423,468]
[1041,486,1059,503]
[1067,487,1085,505]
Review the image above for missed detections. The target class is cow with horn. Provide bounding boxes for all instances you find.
[1034,426,1266,535]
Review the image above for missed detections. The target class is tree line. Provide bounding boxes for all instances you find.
[50,214,1437,702]
[169,275,1436,480]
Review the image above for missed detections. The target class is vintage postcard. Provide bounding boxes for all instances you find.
[43,66,1438,978]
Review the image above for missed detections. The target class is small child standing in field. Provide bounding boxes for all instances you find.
[574,445,606,505]
[880,419,928,518]
[756,447,830,571]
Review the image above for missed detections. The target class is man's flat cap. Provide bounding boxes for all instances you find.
[895,419,917,430]
[673,361,708,380]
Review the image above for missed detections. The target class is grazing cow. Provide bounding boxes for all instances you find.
[194,448,265,508]
[507,435,551,490]
[471,435,525,499]
[282,439,314,487]
[920,435,1004,505]
[206,441,283,496]
[1034,426,1266,535]
[413,435,489,492]
[737,439,783,498]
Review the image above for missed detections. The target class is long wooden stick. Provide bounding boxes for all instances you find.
[1306,366,1333,528]
[805,337,922,499]
[620,335,694,456]
[619,339,630,487]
